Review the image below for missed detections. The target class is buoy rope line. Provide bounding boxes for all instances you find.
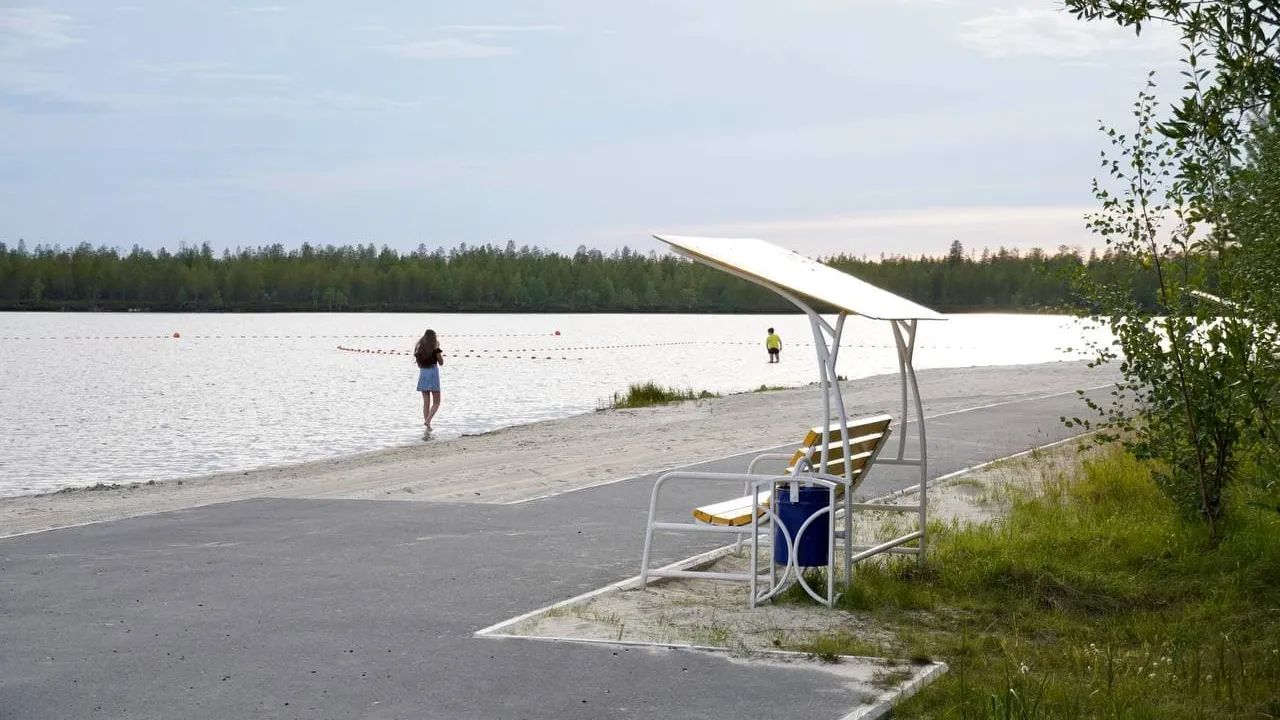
[332,340,971,359]
[337,346,585,361]
[437,341,707,352]
[0,335,971,351]
[0,333,561,341]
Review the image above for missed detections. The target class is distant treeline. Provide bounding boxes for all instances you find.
[0,239,1166,313]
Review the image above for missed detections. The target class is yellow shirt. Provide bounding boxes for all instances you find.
[766,333,781,350]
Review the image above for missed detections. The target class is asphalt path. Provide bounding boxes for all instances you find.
[1,368,1115,720]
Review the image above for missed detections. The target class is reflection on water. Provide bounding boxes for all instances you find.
[0,312,1103,496]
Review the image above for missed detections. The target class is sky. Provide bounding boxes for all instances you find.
[0,1,1185,259]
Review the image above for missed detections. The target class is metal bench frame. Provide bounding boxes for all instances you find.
[639,425,891,607]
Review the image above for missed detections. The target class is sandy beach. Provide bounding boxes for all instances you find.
[0,360,1115,539]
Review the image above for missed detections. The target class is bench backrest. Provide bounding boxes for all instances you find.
[786,413,892,481]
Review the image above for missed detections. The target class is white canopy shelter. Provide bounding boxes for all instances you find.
[646,235,946,605]
[661,235,945,322]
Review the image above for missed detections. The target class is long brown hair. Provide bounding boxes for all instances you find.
[414,329,439,368]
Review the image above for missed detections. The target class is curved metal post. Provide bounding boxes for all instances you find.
[894,322,910,461]
[828,313,855,583]
[891,319,928,565]
[808,314,832,469]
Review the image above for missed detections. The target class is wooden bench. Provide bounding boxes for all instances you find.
[691,413,893,527]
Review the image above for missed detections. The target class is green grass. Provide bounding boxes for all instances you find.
[801,447,1280,719]
[604,381,718,409]
[753,383,789,392]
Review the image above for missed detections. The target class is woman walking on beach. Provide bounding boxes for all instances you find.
[414,329,444,430]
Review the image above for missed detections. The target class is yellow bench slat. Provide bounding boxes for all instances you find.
[693,485,851,527]
[812,450,874,477]
[692,413,894,527]
[692,490,773,526]
[799,414,892,448]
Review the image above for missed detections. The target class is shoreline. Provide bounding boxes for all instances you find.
[0,360,1115,539]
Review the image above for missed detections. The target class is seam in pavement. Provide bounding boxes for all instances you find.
[512,383,1112,505]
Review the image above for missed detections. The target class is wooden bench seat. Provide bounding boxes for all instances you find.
[693,490,774,526]
[692,413,892,527]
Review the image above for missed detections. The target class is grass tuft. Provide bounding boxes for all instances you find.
[811,446,1280,718]
[604,381,718,409]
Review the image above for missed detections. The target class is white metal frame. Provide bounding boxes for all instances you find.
[636,240,934,606]
[640,471,848,606]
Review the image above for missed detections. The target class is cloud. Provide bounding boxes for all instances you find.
[667,205,1091,233]
[110,89,423,115]
[958,7,1178,62]
[231,5,288,15]
[131,61,289,85]
[233,160,443,194]
[373,23,562,61]
[0,56,413,118]
[0,59,100,114]
[384,38,513,60]
[438,24,565,33]
[0,8,85,111]
[0,88,101,114]
[0,63,69,93]
[194,71,289,83]
[683,111,1084,162]
[307,91,423,111]
[0,7,78,55]
[631,205,1106,258]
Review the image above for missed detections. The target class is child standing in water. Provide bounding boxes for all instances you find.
[765,327,782,363]
[414,329,444,430]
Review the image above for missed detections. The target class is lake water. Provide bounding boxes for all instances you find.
[0,312,1105,497]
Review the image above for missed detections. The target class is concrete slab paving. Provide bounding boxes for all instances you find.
[1,371,1114,720]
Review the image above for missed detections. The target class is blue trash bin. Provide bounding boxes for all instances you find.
[773,485,830,567]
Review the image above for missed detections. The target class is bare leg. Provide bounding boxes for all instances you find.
[425,391,441,429]
[421,391,431,426]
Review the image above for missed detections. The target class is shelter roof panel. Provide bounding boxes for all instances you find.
[654,235,946,321]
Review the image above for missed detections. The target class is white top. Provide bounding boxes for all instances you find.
[654,235,946,321]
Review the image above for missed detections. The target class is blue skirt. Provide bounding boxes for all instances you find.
[416,365,440,392]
